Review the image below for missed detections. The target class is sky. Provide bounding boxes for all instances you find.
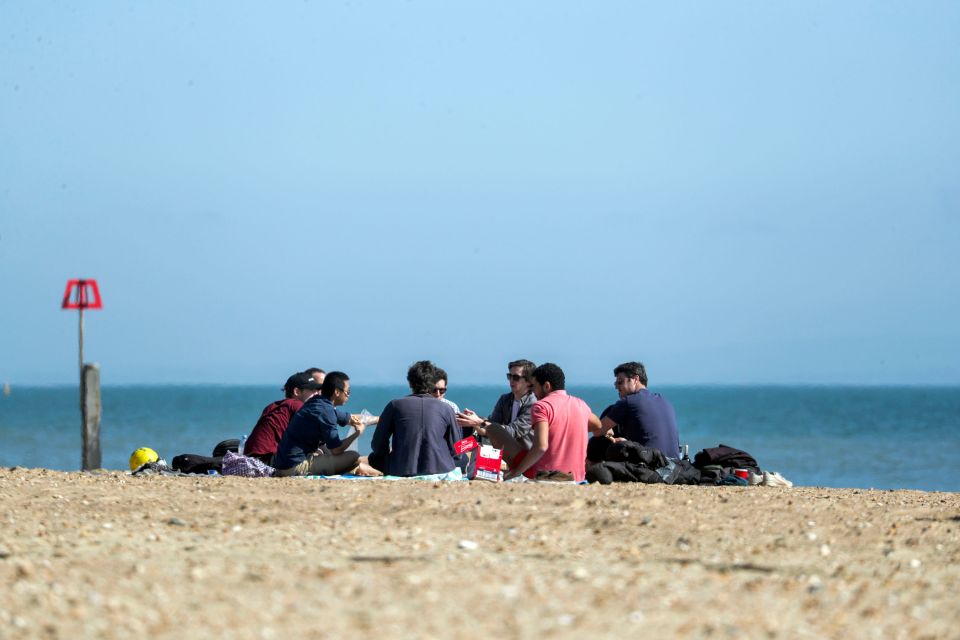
[1,1,958,386]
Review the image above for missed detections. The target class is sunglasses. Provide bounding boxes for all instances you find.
[432,387,447,395]
[506,374,526,382]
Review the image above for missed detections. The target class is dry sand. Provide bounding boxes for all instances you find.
[1,467,958,639]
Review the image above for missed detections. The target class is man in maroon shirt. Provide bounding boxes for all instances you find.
[244,370,324,464]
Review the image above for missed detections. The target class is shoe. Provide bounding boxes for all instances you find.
[762,471,793,487]
[534,470,575,482]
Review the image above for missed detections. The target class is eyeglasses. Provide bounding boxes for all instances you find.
[506,374,525,382]
[432,387,447,395]
[614,377,636,387]
[339,387,351,397]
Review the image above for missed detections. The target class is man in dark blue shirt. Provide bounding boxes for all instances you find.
[274,371,370,476]
[598,361,680,458]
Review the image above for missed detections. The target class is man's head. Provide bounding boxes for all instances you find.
[506,359,535,398]
[407,360,439,395]
[531,362,565,400]
[321,371,351,407]
[304,367,326,386]
[432,367,450,399]
[613,361,647,398]
[284,371,323,401]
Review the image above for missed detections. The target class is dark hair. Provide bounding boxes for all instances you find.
[283,371,305,398]
[321,371,350,397]
[531,362,565,391]
[435,367,448,383]
[507,359,536,380]
[613,362,647,386]
[407,360,439,395]
[304,367,325,376]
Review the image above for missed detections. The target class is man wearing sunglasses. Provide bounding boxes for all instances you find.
[457,359,538,461]
[432,367,460,414]
[596,361,680,459]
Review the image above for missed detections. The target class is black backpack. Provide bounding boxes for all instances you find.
[171,454,222,474]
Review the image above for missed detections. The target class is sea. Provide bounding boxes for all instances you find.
[2,385,958,492]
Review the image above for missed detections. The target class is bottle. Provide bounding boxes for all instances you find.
[238,435,246,456]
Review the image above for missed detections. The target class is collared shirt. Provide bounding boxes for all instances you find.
[274,395,351,470]
[528,390,591,483]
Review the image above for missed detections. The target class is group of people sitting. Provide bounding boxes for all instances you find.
[241,358,681,482]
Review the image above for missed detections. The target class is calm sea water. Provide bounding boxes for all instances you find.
[1,385,958,492]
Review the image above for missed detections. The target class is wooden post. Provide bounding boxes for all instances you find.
[63,278,103,470]
[81,363,101,470]
[78,306,85,381]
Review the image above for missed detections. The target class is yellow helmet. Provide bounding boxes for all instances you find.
[129,447,159,470]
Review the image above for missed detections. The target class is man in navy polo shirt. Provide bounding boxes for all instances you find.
[597,361,680,459]
[274,371,374,476]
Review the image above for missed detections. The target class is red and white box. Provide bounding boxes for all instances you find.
[453,436,503,481]
[474,444,503,482]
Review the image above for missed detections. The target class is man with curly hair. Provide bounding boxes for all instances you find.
[369,360,464,477]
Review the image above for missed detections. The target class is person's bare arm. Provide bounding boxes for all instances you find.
[598,416,617,437]
[588,413,603,435]
[328,421,366,455]
[504,421,548,480]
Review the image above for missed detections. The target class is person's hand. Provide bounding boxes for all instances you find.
[349,414,363,428]
[458,409,484,424]
[456,409,485,430]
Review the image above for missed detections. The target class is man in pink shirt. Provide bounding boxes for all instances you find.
[504,363,601,483]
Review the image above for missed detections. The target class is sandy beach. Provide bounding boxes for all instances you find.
[1,467,958,639]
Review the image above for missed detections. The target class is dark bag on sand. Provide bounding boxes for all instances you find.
[586,459,703,485]
[212,439,240,458]
[698,465,725,485]
[693,444,759,472]
[587,462,664,485]
[605,441,670,469]
[663,459,701,485]
[171,454,222,474]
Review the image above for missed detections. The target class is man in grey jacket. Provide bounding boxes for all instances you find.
[457,359,537,465]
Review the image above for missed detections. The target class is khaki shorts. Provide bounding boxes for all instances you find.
[275,450,360,476]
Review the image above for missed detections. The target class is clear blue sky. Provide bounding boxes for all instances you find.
[2,2,958,385]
